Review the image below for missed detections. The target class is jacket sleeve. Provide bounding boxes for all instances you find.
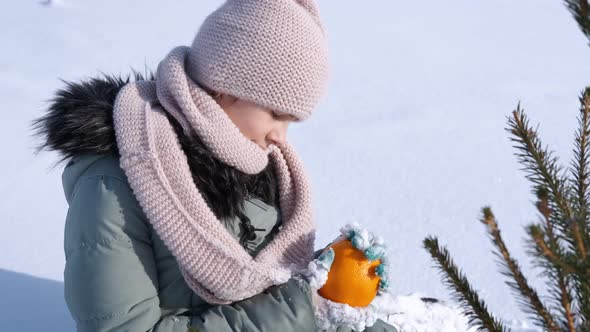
[364,320,398,332]
[189,278,317,331]
[64,174,193,332]
[327,319,398,332]
[64,174,317,332]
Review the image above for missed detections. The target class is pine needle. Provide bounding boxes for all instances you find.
[506,107,581,259]
[564,0,590,45]
[569,87,590,327]
[481,207,560,331]
[423,236,509,332]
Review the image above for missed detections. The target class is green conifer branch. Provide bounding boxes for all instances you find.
[571,88,590,255]
[572,268,590,328]
[563,0,590,322]
[533,188,577,275]
[481,207,560,331]
[561,277,577,332]
[564,0,590,45]
[528,225,576,331]
[506,107,582,259]
[423,236,509,332]
[569,87,590,328]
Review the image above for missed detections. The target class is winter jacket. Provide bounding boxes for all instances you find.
[34,74,398,332]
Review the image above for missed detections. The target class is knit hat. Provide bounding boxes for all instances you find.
[186,0,329,121]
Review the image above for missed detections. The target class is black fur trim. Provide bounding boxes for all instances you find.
[30,73,141,164]
[31,72,278,220]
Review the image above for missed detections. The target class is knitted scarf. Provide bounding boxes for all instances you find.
[112,46,316,304]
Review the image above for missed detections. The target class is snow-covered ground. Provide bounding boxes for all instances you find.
[2,0,589,331]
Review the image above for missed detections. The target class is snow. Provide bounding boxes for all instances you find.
[301,249,333,289]
[314,293,382,331]
[377,293,476,332]
[2,0,590,331]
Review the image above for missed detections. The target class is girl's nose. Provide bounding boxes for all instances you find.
[266,126,287,146]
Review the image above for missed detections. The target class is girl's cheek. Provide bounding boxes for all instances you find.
[243,120,265,140]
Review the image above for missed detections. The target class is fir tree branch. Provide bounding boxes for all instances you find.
[563,0,590,45]
[536,186,556,238]
[535,187,578,275]
[529,225,576,275]
[571,262,590,328]
[569,87,590,328]
[529,225,576,331]
[571,221,587,260]
[561,276,577,332]
[481,207,560,331]
[562,0,590,322]
[527,225,576,331]
[506,107,582,259]
[570,88,590,259]
[423,236,509,332]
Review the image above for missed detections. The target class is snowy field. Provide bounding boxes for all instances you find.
[2,0,590,331]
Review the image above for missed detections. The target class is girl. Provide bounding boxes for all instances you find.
[33,0,397,331]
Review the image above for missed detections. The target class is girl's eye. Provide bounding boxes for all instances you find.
[271,111,296,122]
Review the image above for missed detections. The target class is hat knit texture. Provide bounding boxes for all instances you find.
[187,0,329,120]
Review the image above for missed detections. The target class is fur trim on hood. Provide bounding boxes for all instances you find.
[31,72,279,220]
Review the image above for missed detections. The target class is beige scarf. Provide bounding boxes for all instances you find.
[112,46,316,304]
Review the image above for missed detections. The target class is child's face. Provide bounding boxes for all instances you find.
[216,94,297,149]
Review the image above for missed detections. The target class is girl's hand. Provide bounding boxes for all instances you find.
[300,223,393,331]
[301,247,334,290]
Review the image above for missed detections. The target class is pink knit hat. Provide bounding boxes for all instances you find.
[186,0,329,121]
